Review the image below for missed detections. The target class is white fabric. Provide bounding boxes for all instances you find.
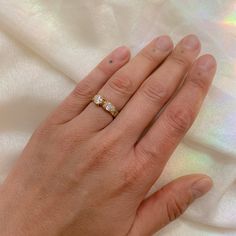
[0,0,236,235]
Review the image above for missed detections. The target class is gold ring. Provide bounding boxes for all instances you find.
[92,94,119,118]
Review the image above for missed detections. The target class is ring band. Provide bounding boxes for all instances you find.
[92,94,119,118]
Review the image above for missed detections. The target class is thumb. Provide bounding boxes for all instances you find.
[129,174,213,236]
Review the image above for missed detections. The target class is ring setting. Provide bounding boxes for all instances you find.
[92,94,119,118]
[93,94,105,105]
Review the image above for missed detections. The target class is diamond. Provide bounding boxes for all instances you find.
[104,102,114,112]
[93,95,104,105]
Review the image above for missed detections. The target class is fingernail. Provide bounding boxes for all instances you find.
[113,46,129,60]
[182,35,200,50]
[191,177,213,199]
[155,35,173,51]
[197,55,216,71]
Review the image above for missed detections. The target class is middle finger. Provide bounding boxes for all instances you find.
[108,35,201,143]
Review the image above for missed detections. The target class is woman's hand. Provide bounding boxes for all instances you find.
[0,35,216,236]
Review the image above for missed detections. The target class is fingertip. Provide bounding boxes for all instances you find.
[113,45,130,61]
[155,35,174,51]
[191,175,213,199]
[181,34,201,51]
[196,54,217,71]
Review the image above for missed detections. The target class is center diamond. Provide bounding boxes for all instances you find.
[93,95,104,105]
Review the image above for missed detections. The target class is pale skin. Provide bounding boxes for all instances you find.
[0,34,217,236]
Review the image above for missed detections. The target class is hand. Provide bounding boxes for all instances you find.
[0,35,216,236]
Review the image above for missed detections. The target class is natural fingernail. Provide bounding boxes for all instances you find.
[197,55,216,71]
[155,35,173,51]
[113,46,129,60]
[191,177,213,199]
[182,35,200,50]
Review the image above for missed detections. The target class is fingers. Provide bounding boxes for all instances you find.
[129,175,213,236]
[110,35,201,142]
[47,46,130,125]
[134,55,217,183]
[76,36,173,131]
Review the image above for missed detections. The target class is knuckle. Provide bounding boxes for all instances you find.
[107,71,134,96]
[72,80,94,99]
[97,62,113,77]
[136,142,158,161]
[165,106,194,134]
[120,148,158,190]
[122,168,139,189]
[121,160,147,189]
[166,194,188,222]
[189,74,207,91]
[140,81,168,104]
[89,133,118,167]
[96,140,115,158]
[170,51,189,68]
[140,49,157,63]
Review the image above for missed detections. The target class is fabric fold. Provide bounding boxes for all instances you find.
[0,0,236,235]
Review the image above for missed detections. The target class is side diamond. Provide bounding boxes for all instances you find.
[104,102,114,111]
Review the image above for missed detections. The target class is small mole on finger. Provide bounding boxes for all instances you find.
[197,72,202,76]
[109,60,113,64]
[152,48,156,52]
